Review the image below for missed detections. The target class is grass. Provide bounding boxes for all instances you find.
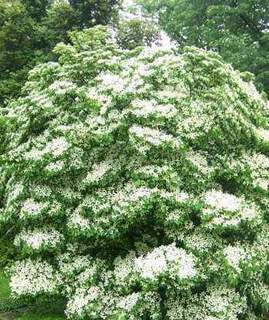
[0,271,11,299]
[15,308,65,320]
[0,270,65,320]
[0,309,65,320]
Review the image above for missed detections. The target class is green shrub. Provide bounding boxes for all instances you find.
[1,25,269,319]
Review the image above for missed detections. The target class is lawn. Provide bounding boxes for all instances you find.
[0,271,11,300]
[14,308,65,320]
[0,271,65,320]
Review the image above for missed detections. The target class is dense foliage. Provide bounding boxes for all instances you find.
[141,0,269,95]
[115,1,161,50]
[0,0,119,105]
[1,25,269,319]
[116,18,159,50]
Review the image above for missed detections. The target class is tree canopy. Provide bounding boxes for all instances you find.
[141,0,269,95]
[1,26,269,319]
[0,0,120,105]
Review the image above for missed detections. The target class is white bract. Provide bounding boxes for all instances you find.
[134,243,196,280]
[14,229,62,251]
[66,286,100,318]
[10,260,59,296]
[49,80,77,95]
[20,199,47,219]
[223,245,246,272]
[204,190,242,212]
[117,292,140,311]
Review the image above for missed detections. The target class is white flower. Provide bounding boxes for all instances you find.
[129,125,180,149]
[135,165,170,178]
[254,178,268,190]
[135,248,167,279]
[30,185,52,198]
[129,99,177,118]
[137,64,151,77]
[44,137,70,157]
[134,243,196,280]
[86,87,112,114]
[66,286,99,317]
[45,160,65,172]
[240,153,269,190]
[98,73,126,93]
[203,190,260,229]
[110,185,154,205]
[241,205,258,220]
[20,199,47,219]
[129,187,154,202]
[113,252,135,284]
[204,190,242,212]
[157,85,188,100]
[24,148,45,161]
[10,259,58,296]
[233,73,263,102]
[160,190,189,203]
[223,245,245,273]
[58,255,91,276]
[118,292,140,311]
[14,229,62,250]
[83,161,112,184]
[49,80,77,95]
[68,212,90,230]
[186,151,212,175]
[170,247,197,279]
[6,183,24,206]
[256,127,269,143]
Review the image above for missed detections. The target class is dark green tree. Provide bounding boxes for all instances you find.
[141,0,269,95]
[69,0,119,27]
[0,0,120,105]
[116,18,159,50]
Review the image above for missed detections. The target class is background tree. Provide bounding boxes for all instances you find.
[140,0,269,95]
[116,19,159,50]
[69,0,119,27]
[116,0,160,50]
[0,0,120,105]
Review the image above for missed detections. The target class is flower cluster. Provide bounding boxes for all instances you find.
[166,286,247,320]
[14,229,63,251]
[202,190,262,230]
[134,243,196,281]
[9,260,59,297]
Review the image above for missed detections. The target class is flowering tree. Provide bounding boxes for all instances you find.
[1,25,269,319]
[140,0,269,95]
